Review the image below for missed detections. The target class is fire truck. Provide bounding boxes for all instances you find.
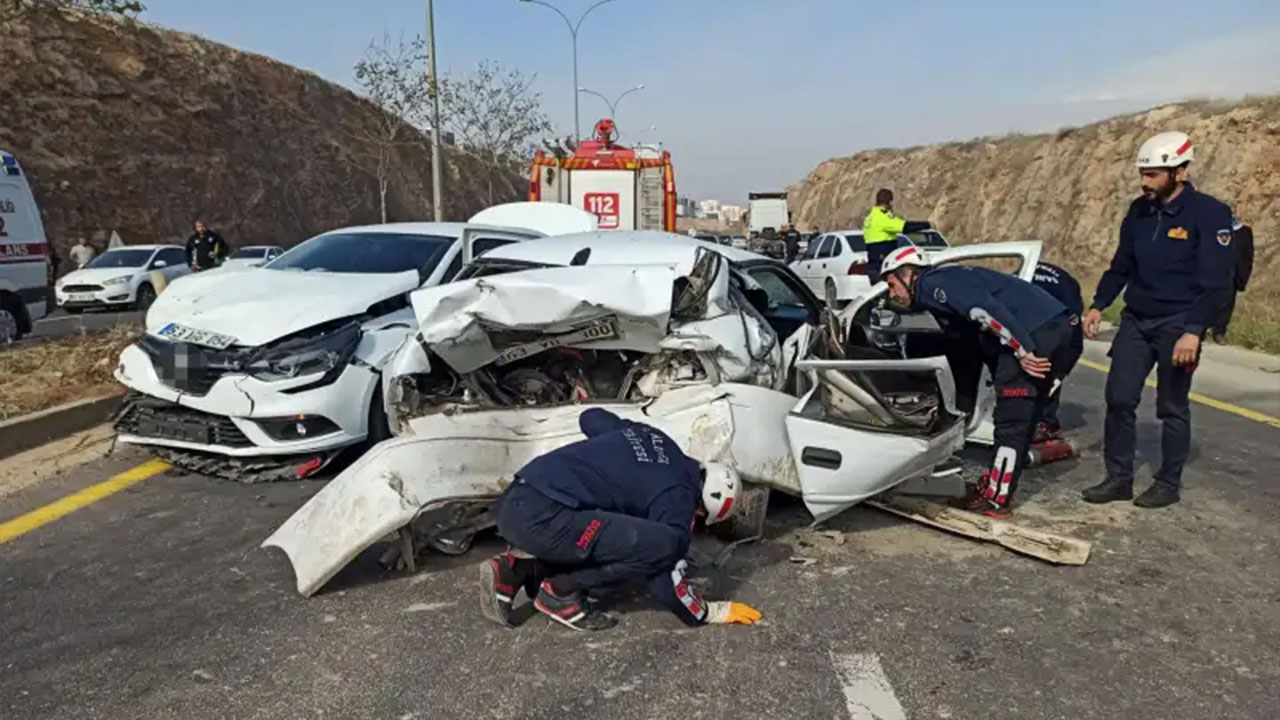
[528,118,677,232]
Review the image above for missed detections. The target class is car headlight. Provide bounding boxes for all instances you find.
[103,275,132,286]
[245,321,362,382]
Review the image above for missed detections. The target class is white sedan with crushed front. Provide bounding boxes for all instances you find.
[263,231,1042,596]
[113,204,594,481]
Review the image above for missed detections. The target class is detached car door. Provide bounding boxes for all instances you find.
[835,241,1043,445]
[783,356,969,522]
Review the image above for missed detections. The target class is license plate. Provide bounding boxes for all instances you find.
[492,317,620,367]
[157,323,237,350]
[68,292,96,303]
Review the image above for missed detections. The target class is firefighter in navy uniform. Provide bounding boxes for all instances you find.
[880,246,1074,517]
[477,407,762,632]
[1030,261,1085,447]
[185,219,227,272]
[1082,132,1236,509]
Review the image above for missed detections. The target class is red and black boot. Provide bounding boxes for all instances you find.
[477,551,537,628]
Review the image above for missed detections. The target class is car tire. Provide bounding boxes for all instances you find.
[708,482,770,542]
[366,381,392,446]
[0,295,22,343]
[133,283,156,311]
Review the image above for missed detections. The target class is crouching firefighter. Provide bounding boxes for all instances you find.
[1028,261,1085,465]
[478,407,763,631]
[879,246,1074,517]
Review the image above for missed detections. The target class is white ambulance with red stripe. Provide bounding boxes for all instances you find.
[528,118,677,232]
[0,150,49,342]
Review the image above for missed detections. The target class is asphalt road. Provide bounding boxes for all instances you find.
[1,366,1278,719]
[29,308,144,342]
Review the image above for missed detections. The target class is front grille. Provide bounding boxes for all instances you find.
[139,334,242,396]
[115,394,253,448]
[62,284,103,293]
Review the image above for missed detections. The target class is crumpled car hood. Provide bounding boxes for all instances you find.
[407,264,676,374]
[145,268,421,347]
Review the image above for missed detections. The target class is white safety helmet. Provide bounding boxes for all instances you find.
[701,462,740,525]
[879,243,931,279]
[1136,131,1194,169]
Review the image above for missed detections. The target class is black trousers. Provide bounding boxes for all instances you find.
[1039,319,1084,432]
[866,239,903,278]
[982,315,1076,507]
[494,481,683,596]
[1104,311,1197,489]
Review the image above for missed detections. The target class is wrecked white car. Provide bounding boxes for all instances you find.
[112,203,595,481]
[264,233,1043,596]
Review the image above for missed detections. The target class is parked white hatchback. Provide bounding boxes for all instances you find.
[55,244,190,312]
[791,229,950,304]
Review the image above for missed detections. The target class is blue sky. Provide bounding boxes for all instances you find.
[143,0,1280,203]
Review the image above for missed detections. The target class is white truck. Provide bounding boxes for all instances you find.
[748,191,790,237]
[0,150,50,342]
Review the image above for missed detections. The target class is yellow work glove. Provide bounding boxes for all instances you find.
[706,601,762,625]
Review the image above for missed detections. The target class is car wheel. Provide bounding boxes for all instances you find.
[134,283,156,311]
[0,299,20,344]
[709,482,770,542]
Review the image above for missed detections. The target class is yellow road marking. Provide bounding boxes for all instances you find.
[0,459,170,543]
[1077,358,1280,429]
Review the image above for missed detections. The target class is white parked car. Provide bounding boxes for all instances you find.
[264,231,1041,596]
[113,203,595,481]
[219,245,284,270]
[791,229,950,304]
[56,244,190,312]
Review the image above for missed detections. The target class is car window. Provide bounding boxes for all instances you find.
[267,232,453,275]
[158,248,187,265]
[746,265,809,309]
[229,247,268,259]
[87,248,153,268]
[906,231,948,249]
[816,236,835,259]
[844,234,866,253]
[799,238,820,260]
[829,237,845,258]
[441,248,465,282]
[472,237,518,258]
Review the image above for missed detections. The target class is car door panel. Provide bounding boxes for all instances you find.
[785,357,967,521]
[829,241,1043,445]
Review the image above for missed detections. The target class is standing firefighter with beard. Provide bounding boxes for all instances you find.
[880,246,1075,517]
[1082,132,1235,509]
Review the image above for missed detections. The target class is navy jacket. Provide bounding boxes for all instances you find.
[915,265,1067,356]
[1092,183,1235,335]
[517,408,702,539]
[1033,262,1084,317]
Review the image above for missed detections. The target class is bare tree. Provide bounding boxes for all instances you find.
[351,33,429,223]
[434,62,553,204]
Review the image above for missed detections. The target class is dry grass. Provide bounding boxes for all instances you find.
[0,327,136,421]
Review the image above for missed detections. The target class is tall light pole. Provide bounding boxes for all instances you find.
[517,0,620,140]
[577,83,644,121]
[426,0,444,221]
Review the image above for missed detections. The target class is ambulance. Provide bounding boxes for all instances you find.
[528,118,677,232]
[0,150,49,342]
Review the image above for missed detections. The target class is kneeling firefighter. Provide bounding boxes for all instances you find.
[880,246,1074,517]
[478,407,763,631]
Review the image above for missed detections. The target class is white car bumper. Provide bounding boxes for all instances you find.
[113,342,378,456]
[56,282,136,309]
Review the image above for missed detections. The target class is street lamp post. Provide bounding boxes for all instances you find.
[517,0,620,140]
[577,83,644,122]
[426,0,443,221]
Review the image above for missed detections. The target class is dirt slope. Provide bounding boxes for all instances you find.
[789,97,1279,281]
[0,10,519,256]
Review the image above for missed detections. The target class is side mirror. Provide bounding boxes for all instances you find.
[153,260,168,269]
[871,307,901,329]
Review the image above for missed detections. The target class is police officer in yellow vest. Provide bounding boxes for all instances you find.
[863,188,932,273]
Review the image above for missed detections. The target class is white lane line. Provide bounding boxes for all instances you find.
[830,652,907,720]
